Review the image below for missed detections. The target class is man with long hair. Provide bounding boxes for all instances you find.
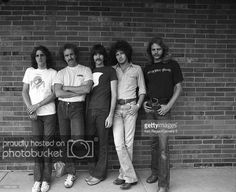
[143,37,183,192]
[110,40,146,190]
[85,44,117,185]
[54,43,93,188]
[22,45,57,192]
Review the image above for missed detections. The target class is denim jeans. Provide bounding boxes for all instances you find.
[32,114,56,183]
[112,102,138,183]
[146,111,171,188]
[86,108,109,180]
[57,101,85,175]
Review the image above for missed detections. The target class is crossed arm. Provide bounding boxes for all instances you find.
[54,80,93,98]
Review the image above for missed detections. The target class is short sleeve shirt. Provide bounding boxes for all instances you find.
[54,64,93,102]
[144,60,183,99]
[22,67,57,116]
[88,66,117,110]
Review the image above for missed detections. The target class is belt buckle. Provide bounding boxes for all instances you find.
[151,98,159,105]
[148,98,161,110]
[117,99,123,105]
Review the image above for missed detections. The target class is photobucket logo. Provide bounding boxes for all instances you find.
[2,148,63,159]
[1,137,65,162]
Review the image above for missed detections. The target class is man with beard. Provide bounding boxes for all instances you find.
[54,43,93,188]
[143,37,183,192]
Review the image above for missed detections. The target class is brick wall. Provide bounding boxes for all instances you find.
[0,0,235,170]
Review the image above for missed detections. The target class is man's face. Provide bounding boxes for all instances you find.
[151,43,163,62]
[64,49,77,67]
[35,50,46,69]
[115,50,128,65]
[93,53,104,67]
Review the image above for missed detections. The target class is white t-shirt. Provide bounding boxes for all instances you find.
[22,67,57,116]
[54,64,92,102]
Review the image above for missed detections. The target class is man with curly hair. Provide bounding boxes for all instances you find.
[110,40,146,190]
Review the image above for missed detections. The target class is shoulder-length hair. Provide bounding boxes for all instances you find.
[59,43,80,63]
[109,40,132,65]
[31,45,54,69]
[90,44,108,70]
[146,37,171,63]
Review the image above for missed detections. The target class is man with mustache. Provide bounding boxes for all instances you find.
[143,37,183,192]
[54,43,93,188]
[109,40,146,190]
[85,44,117,185]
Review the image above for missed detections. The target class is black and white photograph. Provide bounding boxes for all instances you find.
[0,0,235,192]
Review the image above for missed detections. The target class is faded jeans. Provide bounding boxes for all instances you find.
[113,102,138,183]
[146,111,171,188]
[32,114,56,183]
[58,101,85,175]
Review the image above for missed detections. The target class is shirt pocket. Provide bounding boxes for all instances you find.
[126,74,137,86]
[75,74,85,85]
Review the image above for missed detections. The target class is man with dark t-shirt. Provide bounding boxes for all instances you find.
[85,44,117,185]
[143,37,183,192]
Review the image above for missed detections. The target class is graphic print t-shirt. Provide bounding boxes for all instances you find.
[22,67,57,116]
[88,66,117,110]
[144,60,183,100]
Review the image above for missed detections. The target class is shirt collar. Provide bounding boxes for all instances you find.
[115,62,133,69]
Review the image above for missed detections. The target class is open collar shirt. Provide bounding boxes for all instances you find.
[113,63,146,100]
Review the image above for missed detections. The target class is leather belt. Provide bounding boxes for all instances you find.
[117,98,136,105]
[60,101,84,105]
[151,98,169,105]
